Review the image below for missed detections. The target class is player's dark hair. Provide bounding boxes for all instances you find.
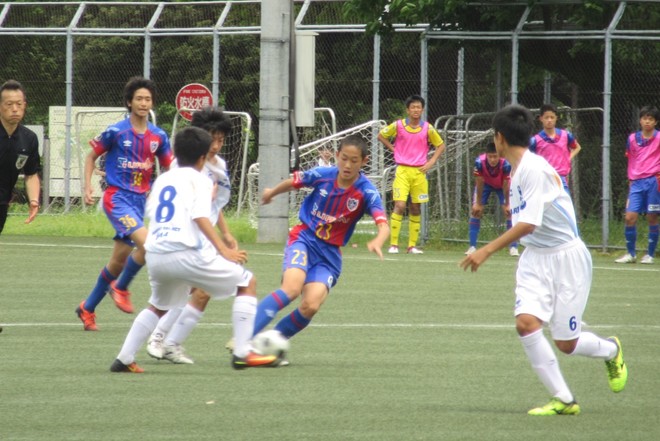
[639,105,660,121]
[123,76,156,110]
[492,105,535,147]
[174,127,212,167]
[191,106,232,136]
[539,103,558,116]
[405,94,425,109]
[339,135,369,158]
[0,79,27,102]
[485,141,496,154]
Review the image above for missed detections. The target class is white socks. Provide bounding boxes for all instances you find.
[232,295,257,358]
[165,304,204,347]
[117,309,159,365]
[570,331,618,360]
[152,306,183,340]
[520,329,573,404]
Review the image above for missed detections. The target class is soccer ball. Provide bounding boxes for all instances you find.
[252,330,290,357]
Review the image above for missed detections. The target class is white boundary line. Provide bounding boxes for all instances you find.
[1,240,658,272]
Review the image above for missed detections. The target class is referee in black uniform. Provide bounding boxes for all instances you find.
[0,79,41,236]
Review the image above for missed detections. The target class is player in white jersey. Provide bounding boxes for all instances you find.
[144,107,240,364]
[460,105,627,416]
[110,126,278,373]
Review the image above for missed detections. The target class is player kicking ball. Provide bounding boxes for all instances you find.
[110,127,278,373]
[460,105,627,415]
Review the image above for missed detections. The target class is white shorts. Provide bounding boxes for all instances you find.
[145,249,253,311]
[514,238,592,340]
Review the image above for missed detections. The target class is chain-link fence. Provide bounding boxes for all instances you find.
[1,0,658,249]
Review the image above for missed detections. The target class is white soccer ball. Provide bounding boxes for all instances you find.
[252,330,290,357]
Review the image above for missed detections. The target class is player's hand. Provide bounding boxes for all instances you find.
[261,188,274,205]
[25,201,39,224]
[222,248,248,265]
[471,204,484,218]
[366,240,384,260]
[504,205,511,217]
[459,247,489,272]
[84,186,95,206]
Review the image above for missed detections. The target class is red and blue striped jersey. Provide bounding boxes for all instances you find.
[292,167,387,247]
[90,118,173,194]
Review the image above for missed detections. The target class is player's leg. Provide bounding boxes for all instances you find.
[274,282,328,339]
[109,226,148,313]
[515,249,577,414]
[112,252,191,372]
[406,169,427,253]
[389,167,411,252]
[273,255,337,339]
[76,240,132,331]
[551,241,626,392]
[253,240,309,335]
[616,183,643,263]
[642,181,660,263]
[161,288,210,364]
[253,268,304,335]
[147,305,183,359]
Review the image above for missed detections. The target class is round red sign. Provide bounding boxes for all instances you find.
[175,83,214,121]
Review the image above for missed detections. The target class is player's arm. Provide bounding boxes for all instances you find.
[84,149,101,206]
[420,128,445,173]
[569,141,582,161]
[377,132,395,153]
[216,211,238,249]
[261,177,295,205]
[194,216,246,264]
[24,173,40,224]
[459,222,535,272]
[366,221,389,260]
[471,177,485,217]
[502,179,511,217]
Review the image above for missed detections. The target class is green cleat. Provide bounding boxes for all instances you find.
[528,398,581,416]
[605,336,628,393]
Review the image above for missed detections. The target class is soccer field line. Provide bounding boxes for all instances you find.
[2,240,658,272]
[1,322,657,330]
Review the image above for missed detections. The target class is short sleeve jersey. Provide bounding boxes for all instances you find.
[625,130,660,180]
[509,150,579,248]
[380,119,444,167]
[144,167,213,254]
[529,129,578,176]
[0,124,40,205]
[90,118,172,194]
[292,166,388,247]
[473,153,511,190]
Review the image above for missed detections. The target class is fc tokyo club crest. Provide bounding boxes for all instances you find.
[15,154,28,170]
[346,198,359,212]
[150,140,159,153]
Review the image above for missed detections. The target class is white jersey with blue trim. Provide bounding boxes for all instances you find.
[204,156,231,223]
[509,150,579,248]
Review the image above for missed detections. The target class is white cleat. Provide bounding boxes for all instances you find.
[388,245,399,254]
[146,332,165,360]
[640,254,654,264]
[509,247,520,257]
[614,253,636,264]
[163,344,194,364]
[407,246,424,254]
[465,246,476,256]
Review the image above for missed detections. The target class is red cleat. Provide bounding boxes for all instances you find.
[76,301,98,331]
[109,280,134,313]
